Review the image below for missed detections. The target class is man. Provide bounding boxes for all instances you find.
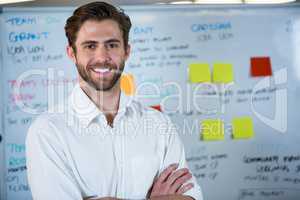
[26,2,203,200]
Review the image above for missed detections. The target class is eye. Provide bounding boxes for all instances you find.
[85,43,96,50]
[106,42,119,49]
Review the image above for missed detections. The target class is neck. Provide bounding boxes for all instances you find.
[79,80,121,116]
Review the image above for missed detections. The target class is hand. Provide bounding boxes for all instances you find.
[148,163,194,198]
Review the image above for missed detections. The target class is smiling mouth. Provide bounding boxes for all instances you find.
[92,68,111,73]
[90,67,113,75]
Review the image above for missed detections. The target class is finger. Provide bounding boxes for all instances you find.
[176,183,194,194]
[169,172,192,193]
[166,168,189,185]
[157,163,179,183]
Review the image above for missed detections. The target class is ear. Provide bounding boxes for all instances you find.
[66,45,76,63]
[124,44,131,61]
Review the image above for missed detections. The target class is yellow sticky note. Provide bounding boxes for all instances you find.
[232,117,254,139]
[201,119,224,141]
[189,63,211,83]
[213,63,234,83]
[120,74,136,95]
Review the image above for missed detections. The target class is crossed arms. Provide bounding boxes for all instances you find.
[85,164,195,200]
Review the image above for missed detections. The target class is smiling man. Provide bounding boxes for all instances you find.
[26,2,203,200]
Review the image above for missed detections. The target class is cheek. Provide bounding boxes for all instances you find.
[76,51,93,63]
[78,56,92,67]
[110,53,126,63]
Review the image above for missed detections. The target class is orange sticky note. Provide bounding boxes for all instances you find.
[232,117,254,139]
[201,119,225,141]
[213,63,234,83]
[120,74,136,95]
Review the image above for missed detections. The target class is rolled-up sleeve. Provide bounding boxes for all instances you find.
[26,116,82,200]
[161,117,204,200]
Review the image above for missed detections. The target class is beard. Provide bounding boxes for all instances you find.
[75,59,125,91]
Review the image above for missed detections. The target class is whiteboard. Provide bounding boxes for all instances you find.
[1,4,300,200]
[0,10,6,199]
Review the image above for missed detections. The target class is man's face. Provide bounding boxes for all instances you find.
[68,19,130,91]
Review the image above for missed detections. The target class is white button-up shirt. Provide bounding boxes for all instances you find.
[26,84,203,200]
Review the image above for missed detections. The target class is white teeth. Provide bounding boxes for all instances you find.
[93,68,110,73]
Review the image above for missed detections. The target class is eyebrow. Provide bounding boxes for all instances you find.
[80,39,121,46]
[80,40,97,46]
[104,39,121,44]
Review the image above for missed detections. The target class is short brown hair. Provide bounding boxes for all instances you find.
[65,1,132,50]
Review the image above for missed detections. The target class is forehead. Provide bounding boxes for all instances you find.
[76,19,123,43]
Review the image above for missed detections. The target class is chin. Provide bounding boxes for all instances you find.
[90,81,115,91]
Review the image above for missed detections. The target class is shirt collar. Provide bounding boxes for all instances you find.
[69,83,134,128]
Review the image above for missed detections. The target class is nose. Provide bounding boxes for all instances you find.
[94,46,111,63]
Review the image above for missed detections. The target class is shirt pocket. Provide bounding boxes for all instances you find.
[130,154,160,198]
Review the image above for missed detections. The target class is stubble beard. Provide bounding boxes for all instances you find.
[76,60,125,91]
